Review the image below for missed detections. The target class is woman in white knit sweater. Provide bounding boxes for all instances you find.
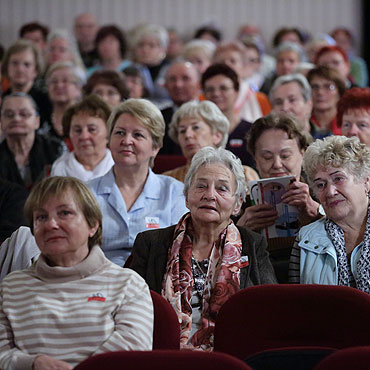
[0,176,153,370]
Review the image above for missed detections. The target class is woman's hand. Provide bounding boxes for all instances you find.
[281,180,319,223]
[237,204,278,231]
[33,355,72,370]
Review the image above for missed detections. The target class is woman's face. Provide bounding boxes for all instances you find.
[341,109,370,147]
[48,67,82,104]
[33,189,98,267]
[313,166,369,223]
[91,83,121,107]
[213,50,245,77]
[70,112,108,162]
[47,37,73,65]
[109,113,159,169]
[203,74,238,113]
[135,35,165,66]
[125,75,144,99]
[276,50,300,76]
[186,163,241,228]
[310,76,340,111]
[254,128,304,179]
[177,116,222,161]
[185,52,211,74]
[7,49,37,89]
[97,35,121,60]
[317,51,349,80]
[244,47,260,78]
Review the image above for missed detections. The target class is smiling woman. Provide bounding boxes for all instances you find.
[130,147,276,351]
[289,136,370,293]
[0,176,153,369]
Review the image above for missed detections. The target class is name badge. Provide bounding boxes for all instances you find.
[240,256,249,268]
[145,216,160,229]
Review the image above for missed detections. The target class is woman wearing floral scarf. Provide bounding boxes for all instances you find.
[289,135,370,293]
[130,147,277,350]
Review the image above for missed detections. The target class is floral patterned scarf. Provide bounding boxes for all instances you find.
[161,213,242,350]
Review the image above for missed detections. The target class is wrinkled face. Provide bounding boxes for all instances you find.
[33,189,98,266]
[272,81,312,123]
[7,50,37,89]
[1,96,39,137]
[254,129,304,179]
[109,113,159,169]
[185,52,211,75]
[213,49,245,77]
[74,14,98,44]
[177,116,222,160]
[91,83,121,107]
[47,37,73,65]
[135,35,165,66]
[186,163,240,228]
[97,35,121,60]
[244,47,260,78]
[23,30,47,52]
[125,75,144,99]
[310,76,340,111]
[313,167,369,223]
[341,109,370,147]
[276,50,300,76]
[203,74,238,113]
[47,67,82,104]
[317,51,350,80]
[165,63,200,106]
[69,112,108,161]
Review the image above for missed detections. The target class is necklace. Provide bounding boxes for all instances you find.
[192,254,208,277]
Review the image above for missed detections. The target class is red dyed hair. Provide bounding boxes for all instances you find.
[337,87,370,127]
[315,45,349,66]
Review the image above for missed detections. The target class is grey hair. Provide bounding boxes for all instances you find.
[184,146,246,206]
[46,60,86,87]
[168,100,229,148]
[1,92,39,114]
[275,41,306,62]
[183,39,216,60]
[269,73,312,103]
[303,135,370,188]
[131,24,169,49]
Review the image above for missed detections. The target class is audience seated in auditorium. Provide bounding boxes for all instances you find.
[88,98,188,266]
[0,93,62,191]
[0,176,153,369]
[131,146,277,351]
[289,135,370,293]
[307,65,346,136]
[337,87,370,146]
[202,63,255,167]
[51,95,114,181]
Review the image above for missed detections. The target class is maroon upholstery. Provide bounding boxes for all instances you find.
[214,284,370,360]
[150,290,180,350]
[74,350,253,370]
[153,155,187,174]
[314,346,370,370]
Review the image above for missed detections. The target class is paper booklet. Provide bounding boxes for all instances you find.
[248,175,300,239]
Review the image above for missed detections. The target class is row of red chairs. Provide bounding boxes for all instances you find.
[76,285,370,369]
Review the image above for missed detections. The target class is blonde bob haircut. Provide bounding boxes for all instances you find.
[24,176,102,248]
[303,135,370,189]
[169,100,229,148]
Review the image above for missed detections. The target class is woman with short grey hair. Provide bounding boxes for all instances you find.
[164,100,258,185]
[131,146,277,351]
[289,135,370,293]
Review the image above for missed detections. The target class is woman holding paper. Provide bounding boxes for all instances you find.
[237,113,320,231]
[130,147,277,351]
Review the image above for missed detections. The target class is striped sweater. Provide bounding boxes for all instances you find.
[0,245,153,369]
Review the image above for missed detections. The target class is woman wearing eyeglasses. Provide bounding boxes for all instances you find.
[307,65,346,136]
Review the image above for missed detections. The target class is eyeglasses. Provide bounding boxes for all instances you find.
[48,79,78,86]
[204,85,234,94]
[1,110,35,119]
[311,83,337,92]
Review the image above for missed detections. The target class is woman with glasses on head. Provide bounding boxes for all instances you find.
[307,65,346,136]
[0,93,62,191]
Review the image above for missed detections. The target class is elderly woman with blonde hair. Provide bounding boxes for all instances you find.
[289,135,370,292]
[164,100,258,186]
[131,147,276,350]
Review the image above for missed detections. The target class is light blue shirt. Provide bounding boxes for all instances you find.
[88,168,188,266]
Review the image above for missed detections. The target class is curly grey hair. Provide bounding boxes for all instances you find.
[184,146,246,206]
[303,135,370,188]
[169,100,229,148]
